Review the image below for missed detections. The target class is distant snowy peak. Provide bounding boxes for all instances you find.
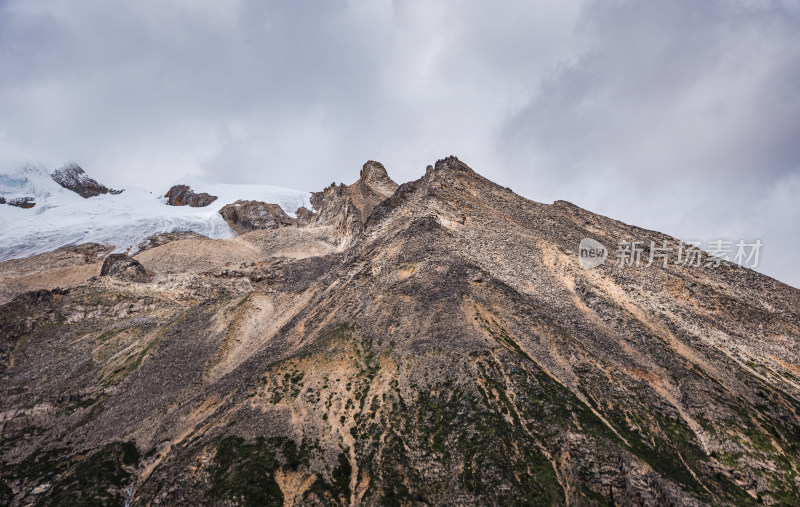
[0,163,62,206]
[0,162,121,206]
[51,163,123,198]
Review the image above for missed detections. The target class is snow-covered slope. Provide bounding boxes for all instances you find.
[0,165,312,262]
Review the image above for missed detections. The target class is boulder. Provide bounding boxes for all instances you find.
[219,200,296,234]
[164,185,218,207]
[100,254,150,282]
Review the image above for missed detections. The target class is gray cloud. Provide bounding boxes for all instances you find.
[1,0,798,287]
[498,0,800,287]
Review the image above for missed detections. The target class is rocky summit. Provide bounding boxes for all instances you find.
[0,157,799,506]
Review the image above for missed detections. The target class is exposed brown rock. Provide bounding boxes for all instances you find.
[218,200,296,234]
[164,184,218,207]
[99,254,149,282]
[305,160,398,246]
[347,160,398,214]
[1,156,799,506]
[308,182,362,242]
[294,206,316,226]
[50,163,122,198]
[0,404,55,438]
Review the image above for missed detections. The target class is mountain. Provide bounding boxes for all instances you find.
[0,165,311,262]
[1,157,799,505]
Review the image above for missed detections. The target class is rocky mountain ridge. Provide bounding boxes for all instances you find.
[50,163,123,198]
[0,157,798,506]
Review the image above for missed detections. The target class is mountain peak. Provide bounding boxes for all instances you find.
[309,161,400,241]
[358,160,396,194]
[359,160,387,179]
[2,156,799,505]
[428,155,474,175]
[422,156,483,190]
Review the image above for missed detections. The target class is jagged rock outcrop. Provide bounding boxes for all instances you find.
[50,163,122,198]
[347,160,398,214]
[219,200,296,234]
[164,184,218,207]
[308,182,363,241]
[294,206,316,226]
[1,156,799,506]
[99,254,149,282]
[307,160,399,244]
[310,160,398,218]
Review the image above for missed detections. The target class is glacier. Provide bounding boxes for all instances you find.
[0,165,312,262]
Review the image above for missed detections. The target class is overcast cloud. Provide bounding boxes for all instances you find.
[1,0,798,287]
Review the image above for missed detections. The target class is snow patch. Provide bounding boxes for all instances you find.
[0,167,312,262]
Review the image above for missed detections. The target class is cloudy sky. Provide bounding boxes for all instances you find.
[1,0,798,287]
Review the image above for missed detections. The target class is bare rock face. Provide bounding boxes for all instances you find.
[294,206,316,226]
[164,185,218,207]
[311,160,398,219]
[306,160,399,244]
[0,404,55,438]
[100,254,149,282]
[347,160,398,217]
[3,156,800,506]
[51,163,122,198]
[308,182,363,242]
[218,200,295,234]
[358,160,398,196]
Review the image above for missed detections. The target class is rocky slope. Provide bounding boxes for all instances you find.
[0,157,798,506]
